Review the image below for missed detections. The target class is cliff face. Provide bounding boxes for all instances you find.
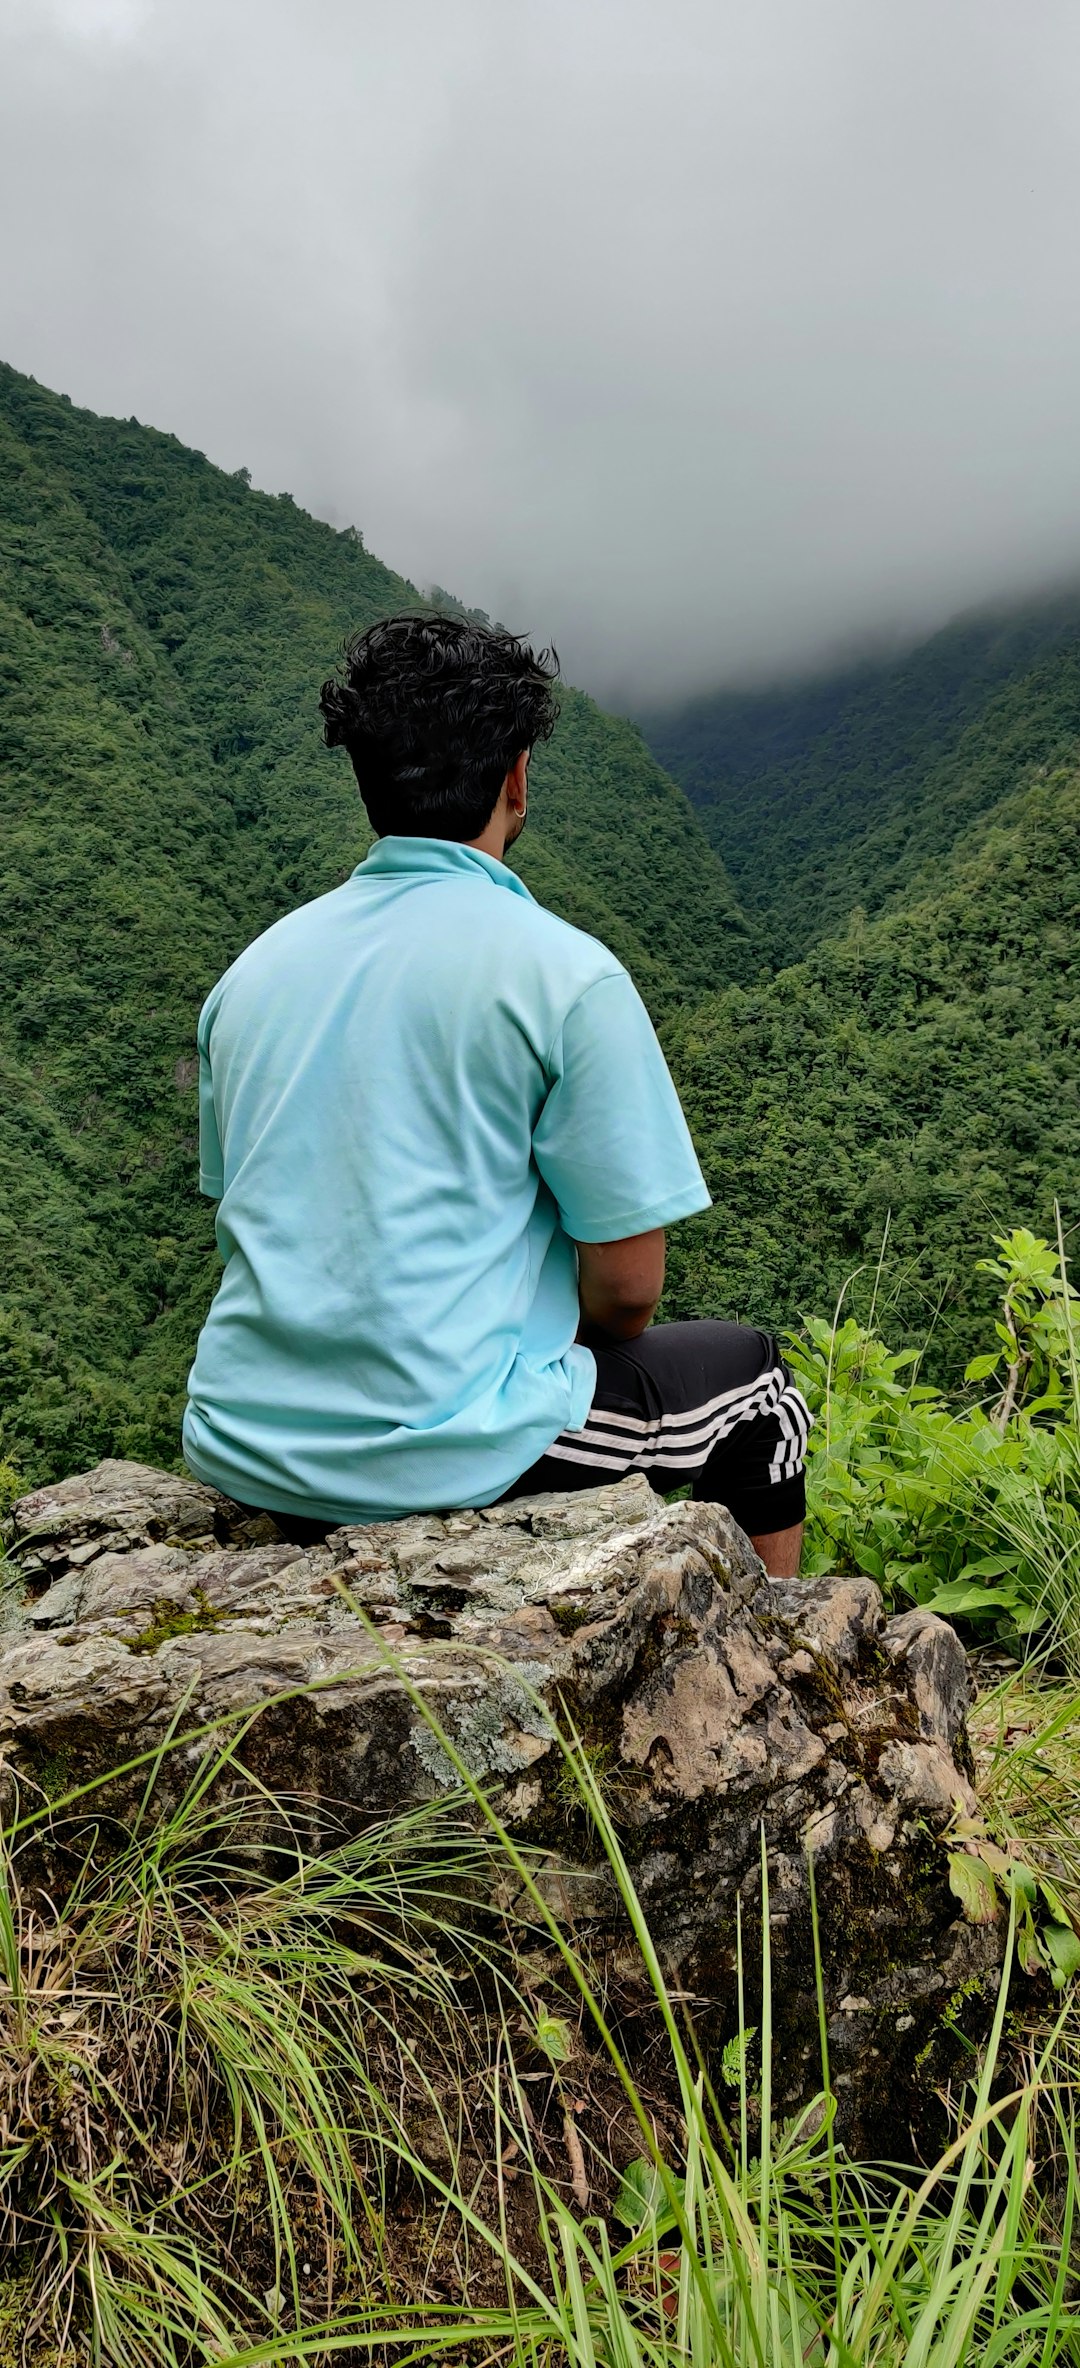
[3,1459,999,2155]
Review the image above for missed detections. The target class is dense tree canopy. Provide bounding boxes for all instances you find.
[645,597,1080,963]
[0,362,748,1484]
[2,358,1079,1487]
[661,768,1080,1375]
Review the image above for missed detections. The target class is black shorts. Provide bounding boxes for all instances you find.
[502,1320,811,1534]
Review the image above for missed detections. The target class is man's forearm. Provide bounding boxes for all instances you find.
[574,1229,665,1345]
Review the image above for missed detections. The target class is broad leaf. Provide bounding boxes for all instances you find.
[533,2008,573,2065]
[612,2155,682,2235]
[1006,1862,1039,1905]
[948,1851,1000,1925]
[1038,1876,1073,1926]
[1043,1923,1080,1987]
[925,1583,1018,1617]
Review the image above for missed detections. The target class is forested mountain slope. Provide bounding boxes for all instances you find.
[4,355,1079,1492]
[662,760,1080,1373]
[3,365,751,1002]
[645,596,1080,963]
[0,362,750,1486]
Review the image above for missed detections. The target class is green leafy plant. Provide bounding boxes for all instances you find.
[786,1224,1080,1661]
[969,1225,1080,1426]
[0,1458,21,1523]
[946,1808,1080,1986]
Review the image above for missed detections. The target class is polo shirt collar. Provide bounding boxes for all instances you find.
[355,836,536,901]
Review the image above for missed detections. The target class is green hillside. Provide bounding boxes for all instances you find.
[662,760,1080,1372]
[646,595,1080,1358]
[644,596,1080,963]
[0,362,750,1487]
[5,354,1080,1493]
[1,366,752,1000]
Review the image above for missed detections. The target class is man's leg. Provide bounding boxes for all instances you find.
[502,1320,812,1573]
[746,1523,804,1578]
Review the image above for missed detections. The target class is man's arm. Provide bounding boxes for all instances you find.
[574,1228,665,1345]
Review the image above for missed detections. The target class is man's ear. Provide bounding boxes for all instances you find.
[507,749,529,812]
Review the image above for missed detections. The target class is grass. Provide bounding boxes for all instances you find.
[971,1673,1080,1887]
[341,1662,1080,2368]
[0,1740,532,2364]
[2,1662,1080,2367]
[5,1221,1080,2360]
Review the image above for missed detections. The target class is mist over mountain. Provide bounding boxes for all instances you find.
[7,3,1080,702]
[643,595,1080,962]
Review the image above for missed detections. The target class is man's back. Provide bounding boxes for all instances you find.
[183,833,704,1520]
[181,613,807,1578]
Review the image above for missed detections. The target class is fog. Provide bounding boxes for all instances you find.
[3,0,1080,706]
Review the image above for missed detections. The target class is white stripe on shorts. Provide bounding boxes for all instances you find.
[543,1368,811,1482]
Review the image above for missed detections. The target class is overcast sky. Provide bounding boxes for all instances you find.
[3,0,1080,705]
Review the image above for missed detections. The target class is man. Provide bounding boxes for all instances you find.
[183,616,809,1574]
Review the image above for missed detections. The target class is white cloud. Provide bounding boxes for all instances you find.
[24,0,150,40]
[2,0,1080,701]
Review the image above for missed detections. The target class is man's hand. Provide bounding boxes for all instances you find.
[574,1229,665,1345]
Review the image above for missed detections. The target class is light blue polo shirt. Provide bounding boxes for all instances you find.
[183,837,710,1522]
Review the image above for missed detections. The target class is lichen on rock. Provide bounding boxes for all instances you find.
[1,1457,1001,2150]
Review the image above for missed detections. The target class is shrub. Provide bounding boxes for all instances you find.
[787,1225,1080,1663]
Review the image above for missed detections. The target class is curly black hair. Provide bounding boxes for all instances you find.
[319,613,560,841]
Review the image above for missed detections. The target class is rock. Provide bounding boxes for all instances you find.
[7,1458,274,1592]
[1,1458,1001,2150]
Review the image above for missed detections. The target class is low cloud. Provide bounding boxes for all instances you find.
[3,0,1080,704]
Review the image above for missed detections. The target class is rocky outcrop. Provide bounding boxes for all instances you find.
[1,1459,1000,2149]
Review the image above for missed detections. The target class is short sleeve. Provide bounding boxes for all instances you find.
[198,1031,224,1200]
[532,971,711,1242]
